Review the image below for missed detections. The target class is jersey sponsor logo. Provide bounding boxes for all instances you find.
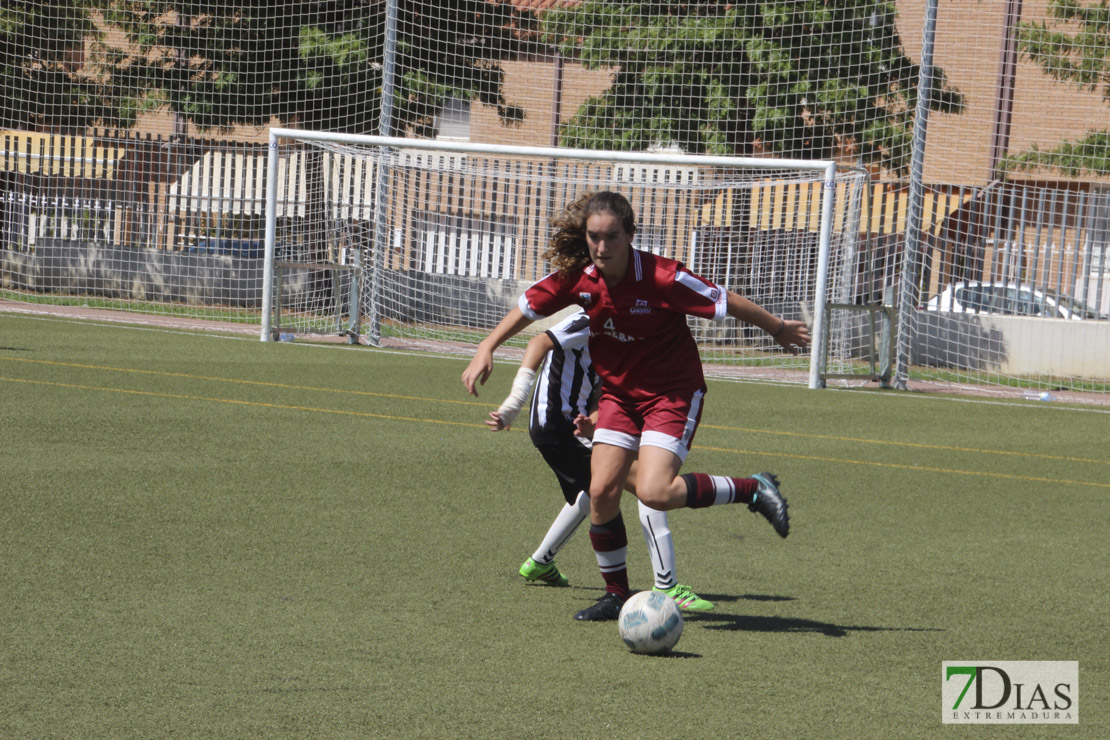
[710,288,720,301]
[630,299,652,315]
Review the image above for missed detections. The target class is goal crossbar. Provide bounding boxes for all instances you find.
[263,129,846,390]
[267,129,838,173]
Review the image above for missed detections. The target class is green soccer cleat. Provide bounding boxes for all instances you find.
[519,557,569,587]
[654,583,714,612]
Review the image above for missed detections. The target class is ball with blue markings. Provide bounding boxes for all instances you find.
[618,590,684,654]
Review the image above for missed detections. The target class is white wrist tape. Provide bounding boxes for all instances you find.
[495,367,535,428]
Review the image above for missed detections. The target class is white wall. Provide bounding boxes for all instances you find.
[912,312,1110,378]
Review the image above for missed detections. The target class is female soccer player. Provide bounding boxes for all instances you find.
[463,191,810,621]
[488,309,713,613]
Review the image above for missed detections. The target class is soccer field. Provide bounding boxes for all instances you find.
[1,314,1106,738]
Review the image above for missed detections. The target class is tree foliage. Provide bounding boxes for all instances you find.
[538,0,963,175]
[394,0,528,137]
[0,0,138,130]
[1012,0,1110,176]
[102,0,529,135]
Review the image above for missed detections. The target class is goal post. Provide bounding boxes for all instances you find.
[263,129,868,388]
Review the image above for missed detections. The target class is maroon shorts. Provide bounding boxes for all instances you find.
[593,387,706,463]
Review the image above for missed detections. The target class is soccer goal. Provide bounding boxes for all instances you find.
[263,129,870,388]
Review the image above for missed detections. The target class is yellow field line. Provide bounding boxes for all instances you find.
[698,423,1110,466]
[0,355,488,407]
[0,376,482,429]
[693,443,1110,490]
[4,373,1107,491]
[5,355,1109,466]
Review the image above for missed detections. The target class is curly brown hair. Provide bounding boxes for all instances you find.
[543,191,637,276]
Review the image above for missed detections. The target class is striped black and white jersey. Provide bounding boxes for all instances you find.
[529,310,599,445]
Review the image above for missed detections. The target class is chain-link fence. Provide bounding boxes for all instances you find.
[1,0,1106,394]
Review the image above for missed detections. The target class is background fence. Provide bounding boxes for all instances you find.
[0,0,1107,395]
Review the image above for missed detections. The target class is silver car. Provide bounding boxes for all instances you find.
[923,281,1106,320]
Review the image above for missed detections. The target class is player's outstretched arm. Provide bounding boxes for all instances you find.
[461,306,534,396]
[724,290,811,355]
[487,331,555,431]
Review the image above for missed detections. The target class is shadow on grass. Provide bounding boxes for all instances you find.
[637,650,702,659]
[570,589,940,639]
[698,593,797,604]
[569,589,795,602]
[686,610,944,638]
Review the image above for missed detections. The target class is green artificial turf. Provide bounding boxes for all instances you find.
[1,314,1105,738]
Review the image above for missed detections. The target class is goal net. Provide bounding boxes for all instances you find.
[3,1,1107,398]
[264,131,870,387]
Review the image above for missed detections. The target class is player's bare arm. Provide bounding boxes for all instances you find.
[724,290,811,355]
[461,306,535,396]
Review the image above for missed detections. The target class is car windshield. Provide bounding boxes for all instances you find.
[1006,287,1049,317]
[949,283,1107,319]
[954,285,1042,315]
[953,285,989,312]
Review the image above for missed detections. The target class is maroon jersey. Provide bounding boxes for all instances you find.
[519,249,727,401]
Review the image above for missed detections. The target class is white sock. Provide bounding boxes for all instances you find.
[532,491,590,564]
[637,499,677,590]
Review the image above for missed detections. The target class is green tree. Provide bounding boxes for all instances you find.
[0,0,136,130]
[539,0,963,175]
[100,1,531,279]
[102,0,528,135]
[1012,0,1110,176]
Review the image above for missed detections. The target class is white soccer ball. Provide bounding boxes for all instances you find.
[618,590,684,654]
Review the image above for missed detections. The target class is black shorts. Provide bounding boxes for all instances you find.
[534,435,592,505]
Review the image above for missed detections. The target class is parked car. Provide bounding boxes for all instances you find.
[189,238,265,259]
[188,239,292,260]
[922,281,1107,320]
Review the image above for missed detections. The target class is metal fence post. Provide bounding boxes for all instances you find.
[364,0,400,347]
[894,0,939,390]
